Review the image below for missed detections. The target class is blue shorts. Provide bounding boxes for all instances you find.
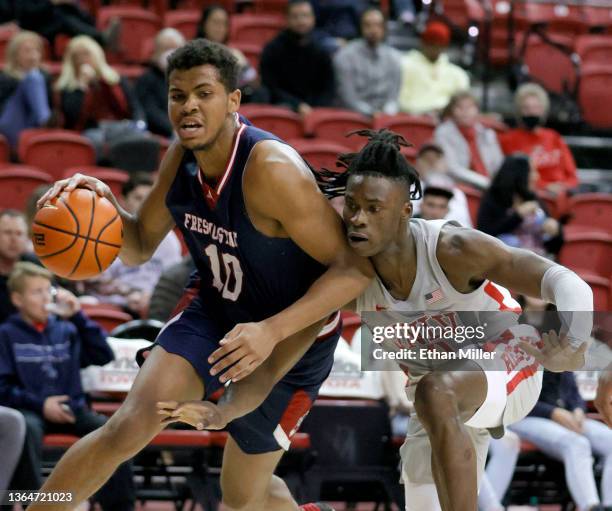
[155,296,339,454]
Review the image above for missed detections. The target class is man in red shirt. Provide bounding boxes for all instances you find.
[499,83,578,194]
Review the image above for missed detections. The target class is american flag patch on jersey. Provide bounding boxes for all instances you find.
[425,288,445,304]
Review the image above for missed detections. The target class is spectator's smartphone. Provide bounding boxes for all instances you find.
[60,403,74,417]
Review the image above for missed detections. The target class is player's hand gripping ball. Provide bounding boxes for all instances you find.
[32,188,123,280]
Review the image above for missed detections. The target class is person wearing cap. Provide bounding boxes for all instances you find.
[398,20,470,115]
[413,143,473,226]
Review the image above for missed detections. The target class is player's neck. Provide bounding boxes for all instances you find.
[193,116,240,181]
[371,228,417,296]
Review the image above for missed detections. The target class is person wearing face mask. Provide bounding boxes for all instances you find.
[499,83,578,195]
[135,28,185,138]
[261,0,335,116]
[0,31,52,149]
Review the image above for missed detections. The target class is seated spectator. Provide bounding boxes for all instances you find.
[0,210,38,323]
[261,0,335,116]
[399,21,470,115]
[414,176,454,221]
[0,262,135,509]
[196,5,260,100]
[478,432,521,511]
[434,92,504,189]
[499,83,578,194]
[312,0,368,42]
[0,405,25,493]
[2,1,120,51]
[511,368,612,511]
[333,7,402,117]
[136,28,185,138]
[82,173,182,317]
[148,255,195,322]
[55,35,146,161]
[477,155,563,256]
[0,30,52,148]
[413,143,472,227]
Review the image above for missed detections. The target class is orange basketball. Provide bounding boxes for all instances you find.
[32,188,123,280]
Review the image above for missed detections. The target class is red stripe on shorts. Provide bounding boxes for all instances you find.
[169,280,201,318]
[279,389,314,439]
[506,361,540,395]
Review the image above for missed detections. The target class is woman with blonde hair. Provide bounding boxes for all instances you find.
[0,30,52,148]
[56,35,145,160]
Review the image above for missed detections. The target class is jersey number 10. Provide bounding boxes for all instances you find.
[205,244,243,301]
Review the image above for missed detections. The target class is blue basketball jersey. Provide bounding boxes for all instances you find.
[166,116,327,328]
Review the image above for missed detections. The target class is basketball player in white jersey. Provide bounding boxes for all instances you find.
[158,129,593,511]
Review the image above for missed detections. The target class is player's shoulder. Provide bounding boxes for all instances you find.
[157,140,186,182]
[246,139,314,185]
[437,223,490,270]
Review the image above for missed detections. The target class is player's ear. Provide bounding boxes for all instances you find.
[401,200,412,220]
[10,291,23,309]
[227,88,241,114]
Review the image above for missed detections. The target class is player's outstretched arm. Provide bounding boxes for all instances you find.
[208,141,374,382]
[157,319,326,430]
[37,142,184,266]
[439,226,593,371]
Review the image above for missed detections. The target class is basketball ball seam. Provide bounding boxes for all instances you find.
[34,196,82,260]
[32,221,122,249]
[67,191,96,277]
[94,213,121,273]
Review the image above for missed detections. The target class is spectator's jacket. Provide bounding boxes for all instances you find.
[135,64,172,138]
[0,68,53,114]
[528,371,586,419]
[0,312,113,415]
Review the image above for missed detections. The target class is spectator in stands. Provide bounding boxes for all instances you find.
[0,262,135,509]
[136,28,185,139]
[478,432,521,511]
[55,35,146,162]
[0,31,52,149]
[511,367,612,511]
[398,21,470,115]
[148,255,195,323]
[196,5,261,101]
[311,0,367,42]
[1,1,120,51]
[82,173,182,317]
[413,143,473,227]
[333,7,402,117]
[477,155,564,256]
[0,405,25,493]
[0,210,38,323]
[434,92,504,189]
[415,177,454,221]
[499,83,578,194]
[261,0,335,116]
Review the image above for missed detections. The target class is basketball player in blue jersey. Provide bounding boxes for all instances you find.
[162,130,596,511]
[29,40,373,511]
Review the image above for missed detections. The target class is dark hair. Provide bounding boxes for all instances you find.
[486,154,535,208]
[122,172,154,198]
[360,6,385,23]
[417,143,444,159]
[441,91,479,120]
[423,186,453,200]
[316,129,422,200]
[196,4,228,43]
[287,0,312,14]
[0,208,26,222]
[166,38,239,92]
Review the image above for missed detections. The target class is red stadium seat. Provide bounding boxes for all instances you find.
[0,134,9,162]
[229,14,285,46]
[97,6,162,64]
[232,42,263,71]
[0,165,53,210]
[583,6,612,32]
[457,183,482,226]
[18,130,96,180]
[559,231,612,279]
[575,35,612,66]
[578,65,612,129]
[478,115,508,134]
[522,34,576,95]
[239,105,304,139]
[63,166,129,198]
[577,272,610,312]
[304,108,371,150]
[523,2,586,37]
[164,9,200,40]
[567,192,612,232]
[288,139,349,171]
[441,0,484,30]
[253,0,289,15]
[373,114,436,152]
[82,307,133,331]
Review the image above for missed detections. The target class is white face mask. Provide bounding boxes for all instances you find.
[156,49,174,71]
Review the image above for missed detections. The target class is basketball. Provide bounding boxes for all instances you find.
[31,188,123,280]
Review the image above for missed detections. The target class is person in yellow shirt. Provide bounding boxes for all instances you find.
[399,21,470,115]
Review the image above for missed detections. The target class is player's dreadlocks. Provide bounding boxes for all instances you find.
[315,129,422,200]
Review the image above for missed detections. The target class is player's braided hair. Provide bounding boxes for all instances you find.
[315,129,422,200]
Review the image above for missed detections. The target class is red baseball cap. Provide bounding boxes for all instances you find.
[421,21,451,46]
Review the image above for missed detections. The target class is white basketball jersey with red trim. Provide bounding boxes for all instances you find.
[356,219,521,316]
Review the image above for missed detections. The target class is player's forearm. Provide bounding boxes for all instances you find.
[264,262,372,343]
[116,210,150,266]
